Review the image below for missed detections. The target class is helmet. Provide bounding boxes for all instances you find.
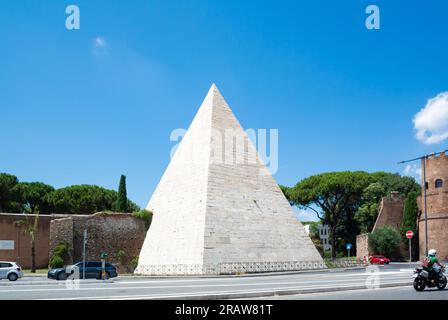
[428,249,437,257]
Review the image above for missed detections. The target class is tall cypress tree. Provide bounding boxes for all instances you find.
[117,175,128,212]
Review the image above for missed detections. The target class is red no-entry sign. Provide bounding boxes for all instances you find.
[406,230,414,239]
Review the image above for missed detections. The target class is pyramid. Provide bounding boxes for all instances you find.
[135,84,324,275]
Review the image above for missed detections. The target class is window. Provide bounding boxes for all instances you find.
[425,182,429,190]
[435,179,443,188]
[0,263,12,268]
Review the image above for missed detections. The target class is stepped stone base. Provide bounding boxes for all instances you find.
[135,261,327,275]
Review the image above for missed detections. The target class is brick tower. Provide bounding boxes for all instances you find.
[419,152,448,261]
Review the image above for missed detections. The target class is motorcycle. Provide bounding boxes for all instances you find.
[413,265,447,291]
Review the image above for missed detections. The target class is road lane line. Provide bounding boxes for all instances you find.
[0,275,412,293]
[40,280,411,300]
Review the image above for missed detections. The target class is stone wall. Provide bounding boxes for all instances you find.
[49,217,74,265]
[372,191,404,232]
[49,212,146,272]
[356,233,370,260]
[356,192,408,261]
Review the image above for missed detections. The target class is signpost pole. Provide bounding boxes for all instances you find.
[406,230,414,272]
[82,229,87,280]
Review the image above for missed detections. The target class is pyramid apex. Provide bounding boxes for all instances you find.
[208,83,220,95]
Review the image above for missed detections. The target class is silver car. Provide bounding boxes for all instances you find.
[0,261,24,281]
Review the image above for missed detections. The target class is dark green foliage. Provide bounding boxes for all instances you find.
[49,242,70,268]
[46,185,140,215]
[286,171,420,258]
[129,256,139,273]
[14,182,54,214]
[401,191,419,239]
[369,172,420,196]
[49,255,64,269]
[369,226,401,258]
[0,173,21,212]
[354,182,385,233]
[401,190,419,260]
[116,175,128,212]
[133,209,153,230]
[288,171,372,258]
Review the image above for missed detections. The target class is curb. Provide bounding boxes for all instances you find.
[0,279,114,286]
[152,282,411,300]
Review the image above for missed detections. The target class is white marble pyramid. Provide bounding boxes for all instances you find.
[135,84,324,275]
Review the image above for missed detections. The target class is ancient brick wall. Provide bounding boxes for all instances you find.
[49,217,74,265]
[372,191,404,232]
[69,212,146,271]
[419,152,448,261]
[0,213,62,268]
[356,233,369,260]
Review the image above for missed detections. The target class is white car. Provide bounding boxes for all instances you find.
[0,261,24,281]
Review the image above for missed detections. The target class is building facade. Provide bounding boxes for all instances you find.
[419,152,448,261]
[317,224,332,252]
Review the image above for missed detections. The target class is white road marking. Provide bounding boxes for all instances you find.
[0,275,411,294]
[0,271,412,288]
[41,281,411,300]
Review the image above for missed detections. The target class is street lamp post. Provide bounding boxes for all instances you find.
[422,156,429,255]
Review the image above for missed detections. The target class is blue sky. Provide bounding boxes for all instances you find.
[1,1,447,220]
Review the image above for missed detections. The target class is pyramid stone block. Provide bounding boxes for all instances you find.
[135,84,324,275]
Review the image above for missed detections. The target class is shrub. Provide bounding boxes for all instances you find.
[49,255,64,269]
[129,256,139,273]
[117,250,126,265]
[49,242,70,268]
[369,226,401,258]
[133,210,153,230]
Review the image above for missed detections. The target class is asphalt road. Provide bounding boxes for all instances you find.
[263,285,448,300]
[0,263,423,300]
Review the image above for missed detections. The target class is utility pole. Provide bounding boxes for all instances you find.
[398,149,448,256]
[82,229,87,280]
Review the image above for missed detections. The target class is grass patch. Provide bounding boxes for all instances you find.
[24,269,49,274]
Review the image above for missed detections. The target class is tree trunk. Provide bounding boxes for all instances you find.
[331,225,337,260]
[30,210,39,273]
[31,238,36,273]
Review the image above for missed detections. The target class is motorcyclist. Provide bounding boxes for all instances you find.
[424,249,445,280]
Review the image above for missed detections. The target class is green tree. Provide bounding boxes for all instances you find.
[401,191,419,238]
[14,182,54,215]
[369,226,401,258]
[401,191,419,260]
[354,173,420,234]
[46,185,139,215]
[14,182,54,272]
[116,175,128,212]
[370,172,420,196]
[288,171,372,259]
[354,182,385,233]
[0,173,20,212]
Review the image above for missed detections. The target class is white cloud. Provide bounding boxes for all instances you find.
[403,164,422,183]
[413,92,448,144]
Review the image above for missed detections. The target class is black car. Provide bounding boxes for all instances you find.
[48,261,118,280]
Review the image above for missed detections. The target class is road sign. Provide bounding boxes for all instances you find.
[406,230,414,239]
[346,244,352,250]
